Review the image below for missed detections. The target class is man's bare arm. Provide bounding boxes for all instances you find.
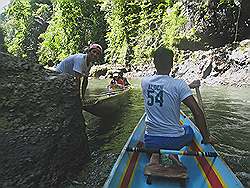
[183,95,210,144]
[81,76,88,99]
[74,72,82,96]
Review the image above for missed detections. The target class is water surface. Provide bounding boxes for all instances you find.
[69,78,250,187]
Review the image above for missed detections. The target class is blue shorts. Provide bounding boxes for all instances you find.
[144,125,194,150]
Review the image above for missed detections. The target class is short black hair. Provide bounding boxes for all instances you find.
[153,47,174,71]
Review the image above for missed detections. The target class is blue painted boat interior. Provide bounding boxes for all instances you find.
[104,113,244,188]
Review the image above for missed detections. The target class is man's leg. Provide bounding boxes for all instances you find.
[168,125,194,166]
[149,153,160,165]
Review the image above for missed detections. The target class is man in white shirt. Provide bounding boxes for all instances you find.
[141,47,210,153]
[56,43,102,99]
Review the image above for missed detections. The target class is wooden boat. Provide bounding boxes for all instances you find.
[82,88,130,117]
[103,111,244,188]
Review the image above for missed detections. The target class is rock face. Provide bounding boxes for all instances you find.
[181,0,250,48]
[174,40,250,87]
[0,53,89,187]
[123,40,249,87]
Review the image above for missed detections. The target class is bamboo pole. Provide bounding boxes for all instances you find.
[127,147,218,157]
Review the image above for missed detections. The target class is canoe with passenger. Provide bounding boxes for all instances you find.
[82,71,131,117]
[103,111,244,188]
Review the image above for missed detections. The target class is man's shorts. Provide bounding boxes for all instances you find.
[144,125,194,150]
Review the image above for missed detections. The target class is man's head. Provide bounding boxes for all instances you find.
[153,47,174,74]
[89,43,103,54]
[88,43,103,62]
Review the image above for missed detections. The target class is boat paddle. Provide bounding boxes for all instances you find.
[189,80,205,110]
[195,85,208,128]
[126,147,218,157]
[189,80,213,144]
[193,81,218,145]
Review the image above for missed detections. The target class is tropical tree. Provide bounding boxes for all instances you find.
[2,0,52,63]
[38,0,107,65]
[102,0,193,65]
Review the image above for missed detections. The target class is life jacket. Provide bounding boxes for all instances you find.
[117,78,124,86]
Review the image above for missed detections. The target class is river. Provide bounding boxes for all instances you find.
[67,78,250,187]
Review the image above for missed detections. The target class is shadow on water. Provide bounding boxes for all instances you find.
[84,86,145,154]
[65,84,145,187]
[84,106,130,152]
[67,79,250,187]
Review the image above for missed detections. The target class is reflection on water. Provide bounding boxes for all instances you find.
[78,79,250,187]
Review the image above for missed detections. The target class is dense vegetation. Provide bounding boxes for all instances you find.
[0,0,249,65]
[0,0,106,64]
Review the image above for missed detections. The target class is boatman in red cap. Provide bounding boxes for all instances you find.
[55,43,103,99]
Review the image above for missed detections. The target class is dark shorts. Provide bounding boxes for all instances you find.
[144,125,194,150]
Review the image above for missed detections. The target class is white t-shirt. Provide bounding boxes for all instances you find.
[141,75,192,137]
[55,53,92,76]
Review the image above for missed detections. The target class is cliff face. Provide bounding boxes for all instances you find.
[181,0,250,49]
[173,40,250,87]
[0,53,89,187]
[122,39,249,87]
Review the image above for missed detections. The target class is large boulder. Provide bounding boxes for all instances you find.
[0,53,89,187]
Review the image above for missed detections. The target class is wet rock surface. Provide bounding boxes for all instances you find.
[0,53,89,187]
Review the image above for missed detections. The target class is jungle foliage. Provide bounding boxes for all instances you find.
[1,0,53,63]
[101,0,195,65]
[1,0,106,65]
[0,0,247,65]
[38,0,107,65]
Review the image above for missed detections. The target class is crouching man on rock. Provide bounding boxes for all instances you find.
[55,43,103,99]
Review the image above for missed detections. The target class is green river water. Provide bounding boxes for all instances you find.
[68,78,250,187]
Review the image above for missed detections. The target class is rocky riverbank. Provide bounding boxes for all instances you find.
[91,39,249,87]
[0,53,89,187]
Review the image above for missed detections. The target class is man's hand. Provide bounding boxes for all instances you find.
[189,80,201,89]
[202,135,218,145]
[201,137,210,145]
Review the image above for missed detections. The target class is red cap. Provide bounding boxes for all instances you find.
[89,43,103,54]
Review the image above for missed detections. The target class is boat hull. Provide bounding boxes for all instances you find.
[83,89,130,117]
[103,112,243,188]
